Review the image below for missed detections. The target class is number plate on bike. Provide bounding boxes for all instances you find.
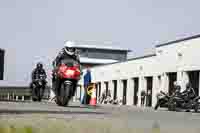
[65,70,75,75]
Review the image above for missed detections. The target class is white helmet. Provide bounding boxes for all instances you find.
[64,41,76,56]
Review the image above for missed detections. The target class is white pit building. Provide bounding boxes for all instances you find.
[78,34,200,107]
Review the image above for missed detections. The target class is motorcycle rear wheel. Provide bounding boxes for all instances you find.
[194,102,200,113]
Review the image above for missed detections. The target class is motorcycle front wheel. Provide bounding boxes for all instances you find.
[37,87,44,102]
[32,87,38,102]
[168,99,177,111]
[154,100,160,110]
[56,82,72,106]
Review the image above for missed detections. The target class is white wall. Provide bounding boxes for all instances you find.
[156,37,200,72]
[90,55,159,81]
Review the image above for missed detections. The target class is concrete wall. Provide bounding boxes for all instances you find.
[79,36,200,107]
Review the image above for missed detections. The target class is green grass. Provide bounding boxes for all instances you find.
[0,115,154,133]
[3,114,199,133]
[0,117,198,133]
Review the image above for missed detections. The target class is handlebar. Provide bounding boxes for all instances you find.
[60,59,80,67]
[35,75,46,80]
[34,79,44,81]
[160,91,167,95]
[160,91,172,98]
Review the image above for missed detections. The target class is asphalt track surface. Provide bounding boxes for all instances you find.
[1,101,200,132]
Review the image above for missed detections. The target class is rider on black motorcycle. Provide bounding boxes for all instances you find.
[52,41,81,96]
[181,83,196,101]
[172,81,181,96]
[30,62,47,91]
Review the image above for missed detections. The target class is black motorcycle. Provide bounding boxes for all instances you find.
[192,96,200,112]
[32,74,47,102]
[168,92,200,112]
[154,91,171,110]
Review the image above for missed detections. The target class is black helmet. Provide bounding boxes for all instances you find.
[186,82,191,89]
[36,62,43,69]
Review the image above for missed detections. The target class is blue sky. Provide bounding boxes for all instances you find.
[0,0,200,84]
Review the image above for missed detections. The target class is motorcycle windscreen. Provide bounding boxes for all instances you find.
[60,58,79,67]
[39,74,46,80]
[35,74,45,80]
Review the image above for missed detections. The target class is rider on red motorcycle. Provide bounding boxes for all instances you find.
[52,41,82,96]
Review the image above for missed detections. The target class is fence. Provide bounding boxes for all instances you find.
[0,86,50,101]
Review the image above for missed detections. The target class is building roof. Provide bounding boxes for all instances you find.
[156,34,200,48]
[66,41,131,52]
[88,53,156,69]
[80,57,118,64]
[126,53,156,61]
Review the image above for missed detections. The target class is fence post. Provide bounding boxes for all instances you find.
[7,93,9,100]
[12,93,14,101]
[16,96,18,101]
[22,96,25,101]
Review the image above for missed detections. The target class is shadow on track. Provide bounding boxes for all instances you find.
[0,109,108,115]
[66,105,101,109]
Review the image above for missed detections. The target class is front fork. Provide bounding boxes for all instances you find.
[64,80,77,97]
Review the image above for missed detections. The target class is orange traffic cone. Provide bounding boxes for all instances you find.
[89,85,97,106]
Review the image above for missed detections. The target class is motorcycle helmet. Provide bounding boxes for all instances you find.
[186,82,191,89]
[173,81,178,86]
[36,62,43,69]
[64,41,76,56]
[176,85,181,91]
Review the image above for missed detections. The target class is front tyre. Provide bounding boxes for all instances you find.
[38,91,42,102]
[168,99,176,111]
[38,87,45,102]
[56,81,73,106]
[32,86,38,102]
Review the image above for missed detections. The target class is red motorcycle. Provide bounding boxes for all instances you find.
[54,59,81,106]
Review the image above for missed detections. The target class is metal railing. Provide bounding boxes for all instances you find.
[0,86,50,102]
